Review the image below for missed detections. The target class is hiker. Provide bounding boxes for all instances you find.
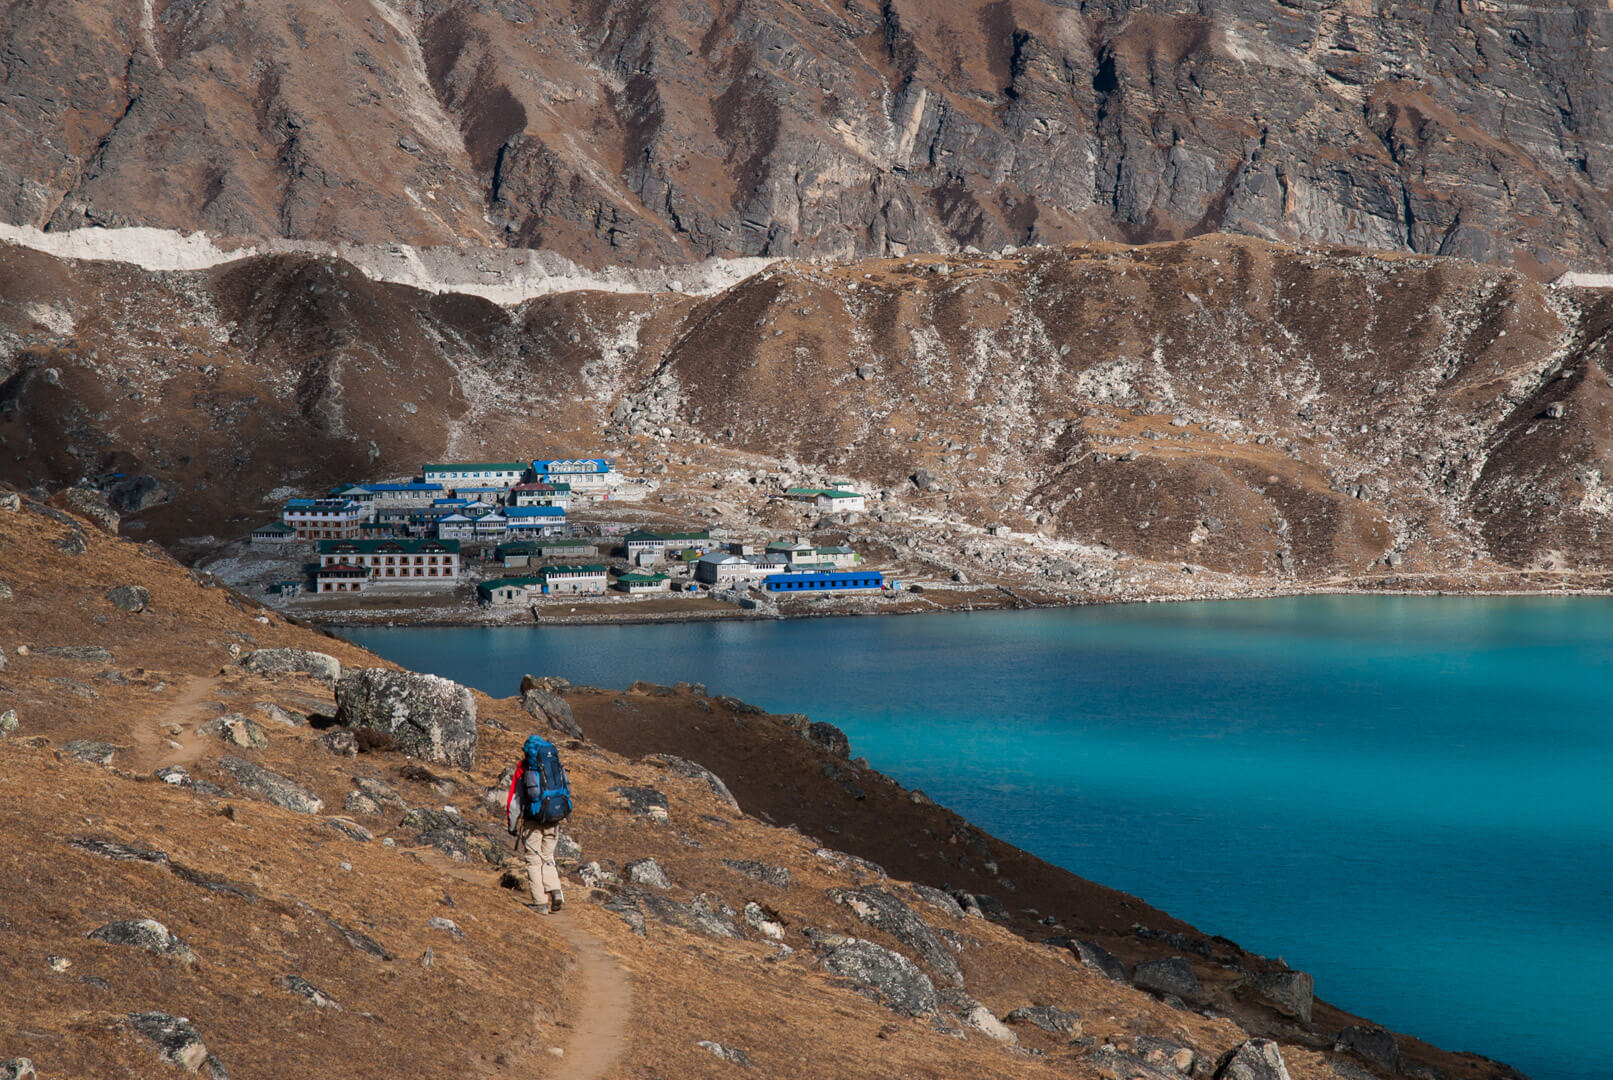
[505,733,573,913]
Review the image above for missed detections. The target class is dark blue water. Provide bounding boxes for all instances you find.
[345,597,1613,1079]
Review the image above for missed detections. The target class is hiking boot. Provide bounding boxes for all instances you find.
[523,901,551,915]
[549,893,565,913]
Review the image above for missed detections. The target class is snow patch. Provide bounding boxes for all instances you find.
[1553,272,1613,290]
[0,223,776,306]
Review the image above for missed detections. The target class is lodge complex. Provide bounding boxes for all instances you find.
[250,454,886,605]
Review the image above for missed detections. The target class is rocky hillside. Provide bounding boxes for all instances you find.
[0,490,1531,1079]
[6,232,1613,599]
[3,1,1610,274]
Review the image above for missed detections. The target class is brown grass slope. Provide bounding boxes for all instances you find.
[0,493,1526,1079]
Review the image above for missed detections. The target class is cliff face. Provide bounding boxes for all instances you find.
[3,1,1611,274]
[6,232,1613,591]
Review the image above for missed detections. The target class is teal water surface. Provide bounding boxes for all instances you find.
[345,596,1613,1080]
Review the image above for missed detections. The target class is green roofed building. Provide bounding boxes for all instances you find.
[316,538,461,582]
[614,571,671,593]
[422,462,529,489]
[536,564,608,595]
[476,576,547,605]
[624,529,712,563]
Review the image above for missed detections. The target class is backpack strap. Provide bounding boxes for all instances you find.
[504,761,524,816]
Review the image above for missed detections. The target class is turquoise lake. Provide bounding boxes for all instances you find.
[345,596,1613,1080]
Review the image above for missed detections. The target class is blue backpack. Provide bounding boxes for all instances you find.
[520,735,572,826]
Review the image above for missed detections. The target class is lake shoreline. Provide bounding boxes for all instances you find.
[315,577,1613,630]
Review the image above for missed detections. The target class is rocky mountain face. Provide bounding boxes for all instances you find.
[5,232,1613,593]
[3,1,1610,274]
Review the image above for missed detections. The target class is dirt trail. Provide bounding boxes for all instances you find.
[547,916,633,1080]
[125,674,223,772]
[413,852,633,1079]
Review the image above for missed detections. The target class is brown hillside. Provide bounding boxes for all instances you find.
[7,235,1613,601]
[0,492,1523,1079]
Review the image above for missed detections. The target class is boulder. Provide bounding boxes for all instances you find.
[426,917,464,939]
[0,710,17,737]
[602,894,647,936]
[1006,1005,1082,1036]
[401,807,501,862]
[218,755,324,814]
[328,918,392,960]
[155,766,228,797]
[951,890,1009,922]
[170,864,259,902]
[0,492,17,512]
[964,1004,1017,1044]
[326,818,373,843]
[199,714,268,749]
[255,702,306,727]
[908,884,965,919]
[0,1059,35,1080]
[87,919,197,964]
[624,889,744,938]
[806,720,850,758]
[829,886,962,985]
[742,902,785,940]
[1069,939,1129,982]
[1250,969,1314,1024]
[1134,1036,1197,1074]
[352,776,406,808]
[580,862,622,889]
[625,858,672,889]
[105,585,150,612]
[318,729,358,756]
[645,754,739,809]
[628,680,678,696]
[610,785,670,822]
[62,740,119,766]
[1214,1039,1293,1080]
[1133,957,1203,1003]
[124,1013,220,1075]
[240,648,342,686]
[65,487,120,532]
[821,939,937,1016]
[1087,1045,1182,1080]
[722,859,791,888]
[815,848,886,880]
[519,674,567,693]
[1333,1025,1401,1072]
[344,791,383,816]
[696,1041,752,1066]
[522,687,583,739]
[102,474,169,513]
[70,837,168,864]
[280,974,341,1010]
[37,645,114,663]
[336,668,477,768]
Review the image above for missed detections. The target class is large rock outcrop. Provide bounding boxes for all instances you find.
[335,668,478,769]
[0,2,1609,275]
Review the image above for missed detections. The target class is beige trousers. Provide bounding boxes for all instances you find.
[520,821,563,903]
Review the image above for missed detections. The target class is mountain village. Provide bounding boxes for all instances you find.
[236,456,891,618]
